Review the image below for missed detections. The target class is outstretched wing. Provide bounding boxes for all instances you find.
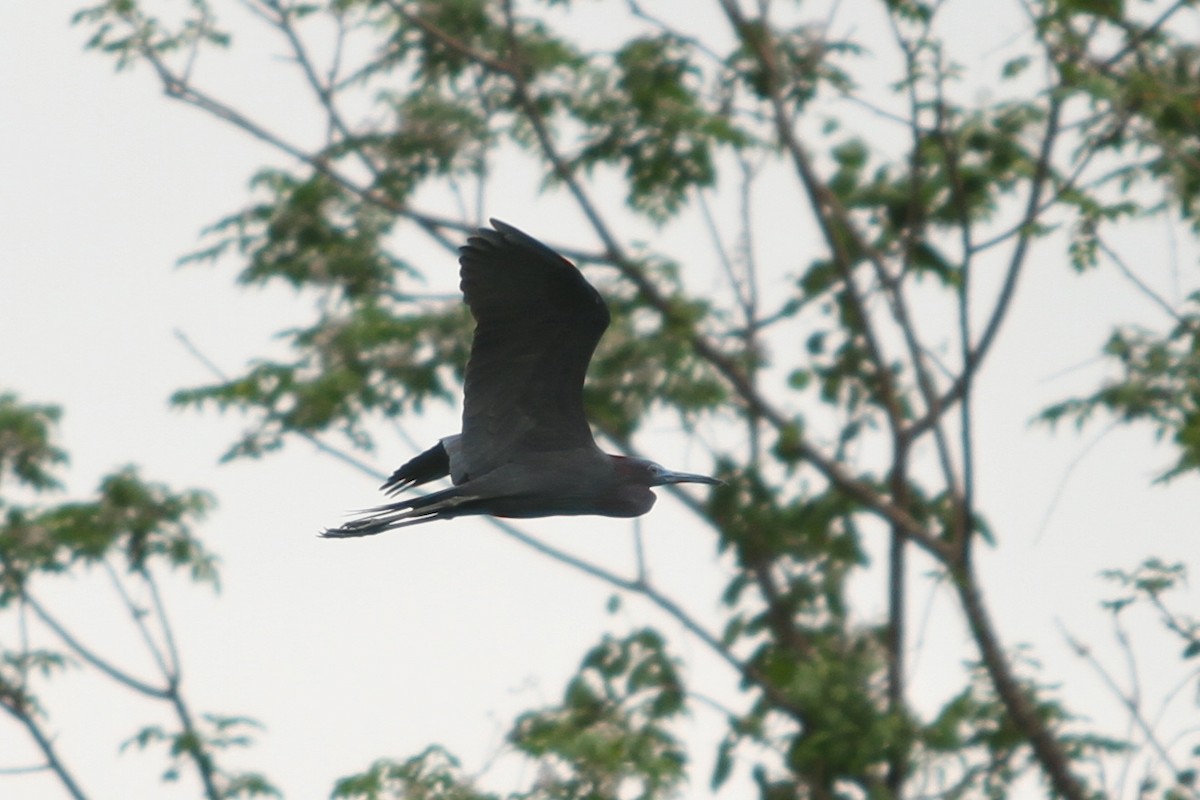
[457,219,610,479]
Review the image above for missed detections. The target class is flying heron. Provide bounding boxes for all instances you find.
[322,219,720,538]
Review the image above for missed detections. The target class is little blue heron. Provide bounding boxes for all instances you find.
[322,219,720,537]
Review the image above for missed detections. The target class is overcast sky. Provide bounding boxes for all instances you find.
[2,4,1198,799]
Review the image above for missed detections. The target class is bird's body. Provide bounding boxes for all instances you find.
[323,219,719,538]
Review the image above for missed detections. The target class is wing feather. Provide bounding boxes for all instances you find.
[457,219,610,478]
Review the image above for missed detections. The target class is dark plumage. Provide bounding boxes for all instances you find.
[323,219,719,538]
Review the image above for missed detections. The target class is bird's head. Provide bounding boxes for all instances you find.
[613,456,723,488]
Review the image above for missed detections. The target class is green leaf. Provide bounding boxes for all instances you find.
[0,392,67,492]
[1002,55,1031,79]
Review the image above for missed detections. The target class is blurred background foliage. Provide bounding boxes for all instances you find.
[4,0,1200,798]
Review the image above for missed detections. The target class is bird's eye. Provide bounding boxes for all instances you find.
[648,463,664,475]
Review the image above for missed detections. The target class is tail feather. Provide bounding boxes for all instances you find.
[381,441,451,497]
[320,487,477,538]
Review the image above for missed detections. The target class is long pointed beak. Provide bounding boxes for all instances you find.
[658,469,724,487]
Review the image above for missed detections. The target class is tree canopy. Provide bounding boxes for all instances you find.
[3,1,1199,798]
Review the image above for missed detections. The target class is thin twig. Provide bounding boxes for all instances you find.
[1057,620,1198,799]
[174,323,802,724]
[1033,421,1119,545]
[166,685,220,800]
[736,155,764,465]
[125,0,943,558]
[1102,0,1191,69]
[117,5,477,256]
[913,95,1064,445]
[145,570,183,680]
[23,593,169,699]
[698,190,747,315]
[1098,237,1187,325]
[0,702,90,800]
[101,560,173,680]
[0,764,51,776]
[390,3,949,562]
[174,329,387,479]
[491,517,813,725]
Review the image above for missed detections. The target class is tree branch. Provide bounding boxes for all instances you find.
[954,564,1088,800]
[23,593,169,700]
[398,0,949,563]
[912,96,1064,444]
[0,700,90,800]
[1058,621,1197,799]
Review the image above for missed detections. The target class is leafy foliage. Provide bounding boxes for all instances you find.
[1040,296,1200,480]
[22,0,1200,798]
[0,392,67,493]
[122,715,279,799]
[570,33,748,220]
[510,630,687,800]
[332,631,686,800]
[0,395,217,604]
[0,392,276,799]
[1102,559,1200,660]
[331,746,496,800]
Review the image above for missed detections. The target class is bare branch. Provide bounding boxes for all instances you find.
[912,95,1064,441]
[101,560,174,681]
[23,593,169,700]
[1058,620,1198,800]
[0,701,90,800]
[1099,237,1188,325]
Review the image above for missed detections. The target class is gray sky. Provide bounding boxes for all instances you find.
[2,3,1198,799]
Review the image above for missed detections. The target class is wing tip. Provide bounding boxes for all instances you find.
[474,218,562,262]
[487,217,515,236]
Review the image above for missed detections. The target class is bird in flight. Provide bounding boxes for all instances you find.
[323,219,721,538]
